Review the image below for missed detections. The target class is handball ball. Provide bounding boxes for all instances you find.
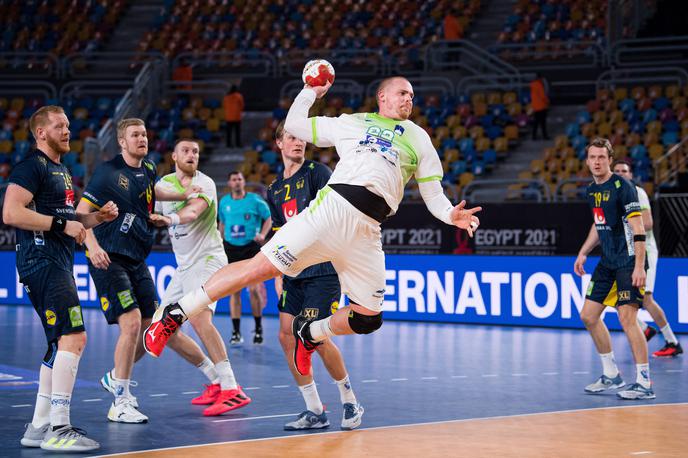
[302,59,335,87]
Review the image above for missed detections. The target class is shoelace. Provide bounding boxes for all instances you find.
[159,316,179,338]
[57,426,88,439]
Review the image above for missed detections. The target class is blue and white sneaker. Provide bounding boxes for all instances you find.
[284,410,330,430]
[617,383,656,400]
[584,374,625,393]
[341,402,364,430]
[101,371,138,407]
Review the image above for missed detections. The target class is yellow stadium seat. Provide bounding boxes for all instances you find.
[473,102,487,117]
[597,122,612,137]
[471,93,486,105]
[445,115,460,128]
[13,129,28,141]
[504,125,519,140]
[10,97,25,111]
[592,111,607,124]
[244,150,259,163]
[666,85,679,98]
[631,86,645,100]
[435,126,449,139]
[648,85,662,99]
[494,137,508,152]
[487,92,502,105]
[0,140,12,153]
[554,135,569,150]
[206,118,220,132]
[198,107,211,121]
[182,108,195,121]
[452,126,467,139]
[507,102,522,116]
[70,140,83,154]
[476,137,490,152]
[672,97,686,110]
[646,121,662,135]
[459,172,474,187]
[648,143,664,159]
[444,148,459,163]
[213,108,225,119]
[0,98,7,110]
[614,122,629,136]
[469,126,484,139]
[518,171,533,180]
[178,128,193,138]
[530,159,544,173]
[608,110,623,124]
[614,87,628,101]
[503,92,517,104]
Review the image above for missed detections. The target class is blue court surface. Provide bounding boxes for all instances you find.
[1,304,686,457]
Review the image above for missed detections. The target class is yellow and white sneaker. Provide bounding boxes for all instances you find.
[40,425,99,452]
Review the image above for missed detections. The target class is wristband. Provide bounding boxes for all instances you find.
[633,234,646,242]
[50,216,67,233]
[169,213,180,226]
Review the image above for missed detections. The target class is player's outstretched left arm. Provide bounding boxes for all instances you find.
[155,182,203,201]
[149,197,209,227]
[628,215,647,288]
[418,180,481,237]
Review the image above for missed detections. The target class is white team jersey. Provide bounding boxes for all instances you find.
[635,185,658,253]
[155,171,226,269]
[310,111,444,214]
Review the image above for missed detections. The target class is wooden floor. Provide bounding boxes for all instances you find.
[111,404,687,458]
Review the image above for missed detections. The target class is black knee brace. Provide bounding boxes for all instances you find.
[42,341,58,368]
[348,311,383,334]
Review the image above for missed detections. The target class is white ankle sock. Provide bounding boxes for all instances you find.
[197,357,219,384]
[32,363,52,427]
[214,359,238,390]
[636,317,648,331]
[309,317,335,342]
[111,369,131,399]
[599,351,619,378]
[335,375,357,404]
[178,287,212,319]
[50,351,80,427]
[660,324,678,344]
[636,363,651,388]
[298,381,323,415]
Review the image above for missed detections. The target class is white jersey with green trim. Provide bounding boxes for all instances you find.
[635,185,658,253]
[155,171,226,269]
[310,110,443,214]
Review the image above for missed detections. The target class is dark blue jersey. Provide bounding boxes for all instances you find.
[267,159,336,278]
[9,150,76,278]
[586,173,642,269]
[82,155,157,262]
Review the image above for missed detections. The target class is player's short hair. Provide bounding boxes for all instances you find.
[174,138,200,152]
[612,158,632,170]
[228,170,243,179]
[375,76,410,103]
[275,120,286,141]
[585,137,614,158]
[117,118,145,140]
[29,105,65,137]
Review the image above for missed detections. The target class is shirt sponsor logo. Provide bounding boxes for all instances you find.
[120,212,136,233]
[230,224,246,238]
[593,208,606,225]
[68,306,83,327]
[45,309,56,326]
[100,297,110,312]
[304,308,319,319]
[271,244,296,268]
[64,189,74,207]
[282,199,297,220]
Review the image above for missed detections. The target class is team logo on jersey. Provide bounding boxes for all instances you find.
[394,124,405,136]
[296,178,305,190]
[592,208,606,225]
[282,199,297,220]
[304,308,319,319]
[118,174,129,190]
[244,213,251,221]
[45,309,56,326]
[64,189,74,207]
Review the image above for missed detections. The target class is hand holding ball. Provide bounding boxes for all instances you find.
[302,59,335,87]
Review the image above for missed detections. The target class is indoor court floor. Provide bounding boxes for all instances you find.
[1,304,686,457]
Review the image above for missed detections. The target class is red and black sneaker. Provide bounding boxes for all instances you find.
[191,383,221,405]
[292,314,320,376]
[644,325,658,342]
[143,304,186,358]
[653,342,683,357]
[203,386,252,416]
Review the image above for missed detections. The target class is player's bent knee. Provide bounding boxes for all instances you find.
[348,311,383,334]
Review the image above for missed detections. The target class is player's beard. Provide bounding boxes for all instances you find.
[177,161,197,176]
[46,135,70,155]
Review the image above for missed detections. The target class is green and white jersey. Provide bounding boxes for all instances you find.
[635,185,658,253]
[310,109,443,214]
[155,171,226,269]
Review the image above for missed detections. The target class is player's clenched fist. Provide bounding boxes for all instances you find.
[96,201,118,223]
[65,220,86,244]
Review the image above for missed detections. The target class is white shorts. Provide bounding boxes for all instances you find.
[160,253,227,312]
[261,187,386,312]
[646,246,658,293]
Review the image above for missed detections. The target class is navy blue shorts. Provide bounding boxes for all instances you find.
[22,266,85,345]
[586,263,644,308]
[89,254,157,324]
[279,274,341,320]
[224,240,261,264]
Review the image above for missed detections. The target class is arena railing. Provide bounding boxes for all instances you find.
[0,52,60,79]
[173,51,276,78]
[488,41,606,70]
[62,51,166,79]
[280,79,364,101]
[282,49,385,78]
[0,81,57,100]
[596,67,688,93]
[365,77,455,99]
[654,134,688,191]
[456,73,534,96]
[426,40,520,77]
[462,179,551,203]
[611,36,688,68]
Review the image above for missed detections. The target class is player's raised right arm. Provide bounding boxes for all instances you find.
[285,82,334,147]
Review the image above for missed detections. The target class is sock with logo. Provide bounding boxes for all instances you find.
[660,324,678,345]
[599,351,619,378]
[111,369,132,399]
[50,351,80,427]
[32,363,52,428]
[336,375,357,404]
[636,363,651,388]
[215,359,238,390]
[298,381,324,415]
[197,357,219,384]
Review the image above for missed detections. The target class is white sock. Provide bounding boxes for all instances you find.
[111,369,131,399]
[660,324,678,344]
[298,381,323,415]
[335,375,357,404]
[636,317,648,331]
[197,357,220,384]
[309,317,335,342]
[178,287,212,319]
[214,359,238,390]
[599,351,619,378]
[50,351,79,427]
[32,363,52,427]
[636,363,651,388]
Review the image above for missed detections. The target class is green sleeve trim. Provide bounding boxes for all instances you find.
[311,117,318,144]
[196,193,212,207]
[416,175,442,183]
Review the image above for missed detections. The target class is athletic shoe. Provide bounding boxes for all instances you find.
[20,423,49,447]
[341,402,364,430]
[292,314,320,376]
[107,398,148,423]
[253,329,263,345]
[584,374,625,393]
[203,386,252,416]
[617,383,656,400]
[230,331,243,345]
[653,342,683,357]
[143,303,186,357]
[40,425,100,452]
[100,370,138,408]
[191,383,221,405]
[284,410,330,430]
[644,325,658,342]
